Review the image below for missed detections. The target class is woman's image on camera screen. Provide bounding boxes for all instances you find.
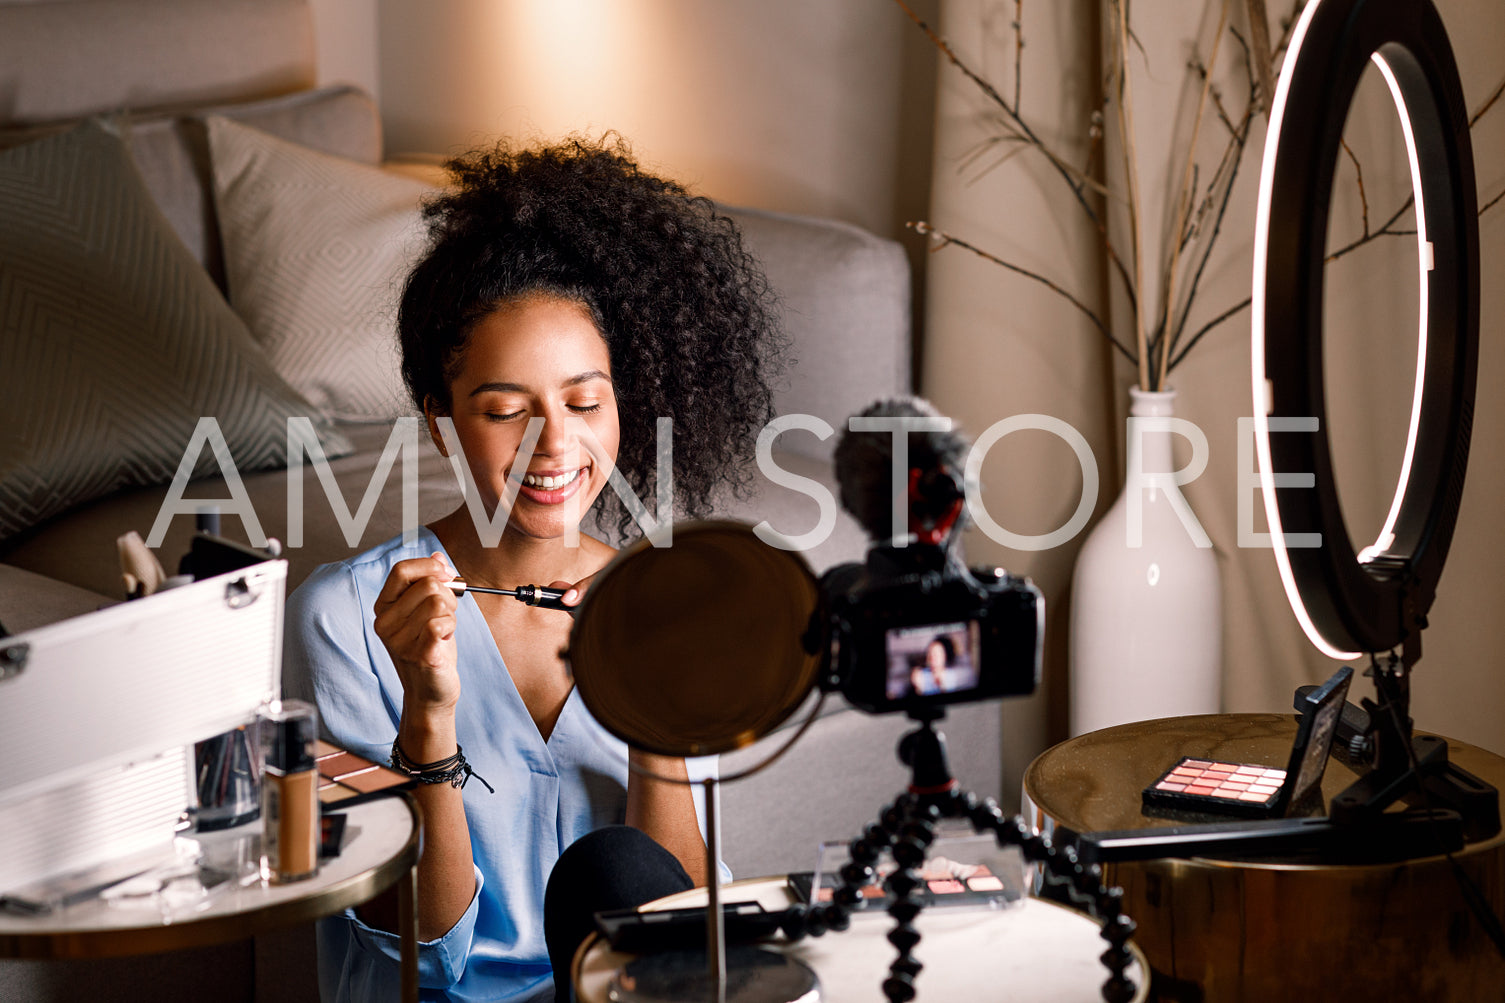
[883,622,980,700]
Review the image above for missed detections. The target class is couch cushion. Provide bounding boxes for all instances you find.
[208,116,432,420]
[0,119,349,546]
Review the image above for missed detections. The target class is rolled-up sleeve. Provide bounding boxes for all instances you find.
[319,864,485,995]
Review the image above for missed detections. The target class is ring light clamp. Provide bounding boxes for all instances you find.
[1251,0,1479,659]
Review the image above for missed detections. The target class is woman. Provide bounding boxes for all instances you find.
[911,636,955,696]
[283,136,783,1003]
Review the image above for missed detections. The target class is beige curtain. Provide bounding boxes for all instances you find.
[921,0,1505,796]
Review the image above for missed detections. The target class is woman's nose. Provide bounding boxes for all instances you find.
[533,408,582,458]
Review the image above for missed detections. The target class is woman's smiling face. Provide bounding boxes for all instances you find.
[430,293,620,542]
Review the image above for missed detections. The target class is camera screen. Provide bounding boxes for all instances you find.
[883,621,982,700]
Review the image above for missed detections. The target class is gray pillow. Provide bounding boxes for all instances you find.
[0,119,351,543]
[207,115,432,421]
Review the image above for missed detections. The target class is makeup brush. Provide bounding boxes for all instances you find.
[444,580,574,612]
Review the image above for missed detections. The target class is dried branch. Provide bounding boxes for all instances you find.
[1326,70,1505,264]
[1170,296,1252,370]
[893,0,1139,309]
[1338,137,1370,237]
[910,221,1137,363]
[1169,102,1255,362]
[1160,0,1231,390]
[1110,0,1150,388]
[1244,0,1275,111]
[1228,25,1257,121]
[1178,162,1203,251]
[1013,0,1024,117]
[1325,197,1413,263]
[1469,71,1505,128]
[1271,0,1306,63]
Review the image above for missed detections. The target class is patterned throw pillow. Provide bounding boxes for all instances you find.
[0,119,350,543]
[207,115,435,421]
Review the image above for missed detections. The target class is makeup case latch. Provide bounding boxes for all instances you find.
[0,641,29,681]
[224,577,260,610]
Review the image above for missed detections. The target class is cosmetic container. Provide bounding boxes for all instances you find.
[261,701,319,883]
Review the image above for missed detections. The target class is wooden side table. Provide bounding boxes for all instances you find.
[1023,714,1505,1002]
[0,795,422,1003]
[575,877,1149,1002]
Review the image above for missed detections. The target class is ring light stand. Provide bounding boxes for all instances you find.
[1250,0,1497,838]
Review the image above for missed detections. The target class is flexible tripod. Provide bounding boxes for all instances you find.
[784,711,1138,1003]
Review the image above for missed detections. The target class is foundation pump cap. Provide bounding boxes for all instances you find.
[264,699,318,773]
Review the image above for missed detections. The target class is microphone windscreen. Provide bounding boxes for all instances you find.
[833,398,969,542]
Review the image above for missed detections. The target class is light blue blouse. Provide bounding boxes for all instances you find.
[282,529,716,1003]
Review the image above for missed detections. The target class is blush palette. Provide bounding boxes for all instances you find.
[1144,758,1290,814]
[1141,665,1353,819]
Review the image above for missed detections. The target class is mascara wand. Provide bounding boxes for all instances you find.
[445,580,574,612]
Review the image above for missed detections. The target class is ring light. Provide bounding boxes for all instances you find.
[1251,0,1478,658]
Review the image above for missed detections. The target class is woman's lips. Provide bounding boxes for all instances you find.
[515,466,588,505]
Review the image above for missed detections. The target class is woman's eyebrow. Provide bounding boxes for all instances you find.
[469,381,526,397]
[564,369,612,387]
[467,371,611,398]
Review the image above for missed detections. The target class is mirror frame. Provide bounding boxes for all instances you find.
[566,520,827,757]
[1251,0,1478,657]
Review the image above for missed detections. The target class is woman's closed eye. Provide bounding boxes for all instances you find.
[483,403,604,422]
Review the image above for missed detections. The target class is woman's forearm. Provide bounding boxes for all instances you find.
[357,705,476,941]
[625,751,708,886]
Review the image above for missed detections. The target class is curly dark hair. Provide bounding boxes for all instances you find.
[397,135,786,542]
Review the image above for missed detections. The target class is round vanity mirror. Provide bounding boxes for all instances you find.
[567,520,825,758]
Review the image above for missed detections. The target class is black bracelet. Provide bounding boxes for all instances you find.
[389,738,495,794]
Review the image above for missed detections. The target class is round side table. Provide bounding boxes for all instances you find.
[0,795,423,1002]
[1023,713,1505,1002]
[575,877,1148,1002]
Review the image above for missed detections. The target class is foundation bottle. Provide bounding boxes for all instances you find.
[261,700,319,883]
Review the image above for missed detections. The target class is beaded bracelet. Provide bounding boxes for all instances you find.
[389,738,495,794]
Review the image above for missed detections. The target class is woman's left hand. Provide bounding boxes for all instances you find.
[546,571,597,610]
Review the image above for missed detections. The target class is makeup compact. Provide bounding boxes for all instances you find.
[314,741,416,808]
[1142,665,1353,818]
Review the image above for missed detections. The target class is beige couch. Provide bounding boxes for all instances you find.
[0,2,1004,999]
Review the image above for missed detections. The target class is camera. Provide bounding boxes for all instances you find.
[820,548,1042,715]
[817,398,1043,716]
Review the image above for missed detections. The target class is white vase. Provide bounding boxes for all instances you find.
[1068,387,1222,736]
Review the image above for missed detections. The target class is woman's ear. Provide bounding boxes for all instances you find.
[423,396,450,457]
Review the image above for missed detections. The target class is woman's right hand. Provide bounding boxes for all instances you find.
[373,552,461,716]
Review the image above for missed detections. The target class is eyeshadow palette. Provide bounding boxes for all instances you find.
[788,862,1017,910]
[1141,664,1353,819]
[314,741,415,809]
